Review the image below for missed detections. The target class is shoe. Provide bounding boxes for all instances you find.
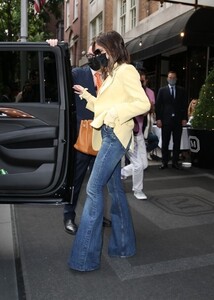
[172,163,181,170]
[147,152,152,161]
[134,191,147,200]
[103,217,112,227]
[121,169,127,180]
[159,163,168,169]
[64,219,78,235]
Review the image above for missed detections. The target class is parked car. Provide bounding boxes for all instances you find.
[0,42,76,204]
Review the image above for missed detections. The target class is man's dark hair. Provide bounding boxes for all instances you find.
[137,68,147,76]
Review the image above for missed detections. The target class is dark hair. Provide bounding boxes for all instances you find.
[137,68,147,76]
[168,70,177,76]
[95,31,130,74]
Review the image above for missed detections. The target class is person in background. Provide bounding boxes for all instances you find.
[16,80,32,102]
[1,86,12,102]
[156,70,188,169]
[69,31,151,271]
[121,69,154,200]
[47,39,111,235]
[187,98,198,125]
[17,70,40,102]
[144,113,159,160]
[139,70,155,114]
[139,70,159,160]
[121,112,148,200]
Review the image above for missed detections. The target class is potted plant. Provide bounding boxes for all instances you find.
[188,68,214,169]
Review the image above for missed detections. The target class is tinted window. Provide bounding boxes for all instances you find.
[0,50,58,103]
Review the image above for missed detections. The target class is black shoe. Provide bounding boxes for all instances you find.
[64,219,78,235]
[159,163,168,170]
[172,163,181,170]
[103,217,111,227]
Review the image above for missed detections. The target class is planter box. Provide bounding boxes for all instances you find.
[188,128,214,169]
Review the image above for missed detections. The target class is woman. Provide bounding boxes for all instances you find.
[69,31,151,271]
[187,98,198,126]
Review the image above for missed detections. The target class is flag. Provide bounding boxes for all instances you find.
[34,0,47,14]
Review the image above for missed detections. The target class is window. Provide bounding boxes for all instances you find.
[90,13,103,41]
[118,0,138,34]
[91,19,97,41]
[130,0,136,29]
[120,16,126,36]
[66,0,70,29]
[98,14,103,34]
[73,0,78,20]
[120,0,126,15]
[0,50,58,103]
[120,0,126,35]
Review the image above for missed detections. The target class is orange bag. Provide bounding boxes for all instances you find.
[74,120,98,156]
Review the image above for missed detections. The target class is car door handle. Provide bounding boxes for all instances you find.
[0,107,35,118]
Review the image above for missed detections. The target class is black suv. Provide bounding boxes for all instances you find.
[0,42,76,204]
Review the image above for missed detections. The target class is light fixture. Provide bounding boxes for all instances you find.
[139,40,143,47]
[160,0,164,7]
[180,31,185,38]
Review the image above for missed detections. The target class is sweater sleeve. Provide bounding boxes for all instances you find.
[80,88,96,112]
[113,65,151,124]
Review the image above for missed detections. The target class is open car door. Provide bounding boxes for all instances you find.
[0,42,76,204]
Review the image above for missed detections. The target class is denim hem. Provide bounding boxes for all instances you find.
[108,252,136,258]
[68,262,100,272]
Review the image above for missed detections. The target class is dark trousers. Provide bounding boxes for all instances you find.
[146,132,159,153]
[161,119,182,165]
[64,150,95,221]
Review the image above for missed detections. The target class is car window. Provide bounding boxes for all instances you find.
[0,50,59,104]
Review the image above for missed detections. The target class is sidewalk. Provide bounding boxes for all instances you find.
[0,205,18,300]
[0,155,160,300]
[1,163,214,300]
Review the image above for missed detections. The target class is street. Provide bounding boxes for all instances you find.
[1,164,214,300]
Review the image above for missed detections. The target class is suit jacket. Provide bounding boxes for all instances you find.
[80,63,151,151]
[72,66,95,133]
[155,85,188,125]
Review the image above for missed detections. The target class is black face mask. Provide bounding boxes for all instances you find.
[95,53,108,68]
[87,56,101,71]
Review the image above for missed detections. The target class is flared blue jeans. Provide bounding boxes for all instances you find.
[68,125,136,271]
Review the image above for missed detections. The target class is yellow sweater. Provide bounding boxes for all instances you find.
[81,63,151,151]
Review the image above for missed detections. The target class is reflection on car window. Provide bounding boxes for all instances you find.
[0,50,58,103]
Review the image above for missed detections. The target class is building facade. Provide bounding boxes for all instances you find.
[63,0,214,101]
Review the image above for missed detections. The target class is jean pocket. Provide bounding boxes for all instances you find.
[103,124,113,132]
[102,125,118,141]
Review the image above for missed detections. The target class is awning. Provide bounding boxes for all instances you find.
[126,7,214,61]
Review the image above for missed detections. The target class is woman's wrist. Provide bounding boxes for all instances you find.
[79,88,89,99]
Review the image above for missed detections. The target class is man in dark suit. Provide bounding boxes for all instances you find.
[155,71,188,169]
[1,86,12,102]
[63,45,111,234]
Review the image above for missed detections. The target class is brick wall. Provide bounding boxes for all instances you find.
[139,0,159,20]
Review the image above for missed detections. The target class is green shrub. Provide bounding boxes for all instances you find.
[191,68,214,130]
